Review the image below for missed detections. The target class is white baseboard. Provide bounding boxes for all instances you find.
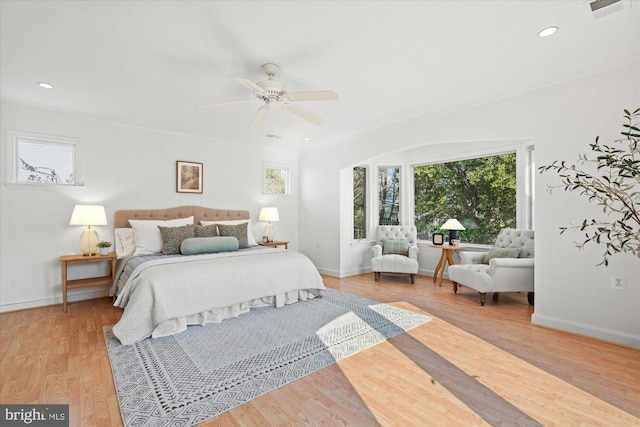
[315,267,341,278]
[321,267,440,280]
[0,289,109,313]
[531,312,640,349]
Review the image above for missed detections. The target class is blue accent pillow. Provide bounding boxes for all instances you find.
[180,237,240,255]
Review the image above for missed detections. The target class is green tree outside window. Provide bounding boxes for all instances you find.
[414,153,517,244]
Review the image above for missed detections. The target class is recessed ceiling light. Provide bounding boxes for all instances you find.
[303,137,310,141]
[538,26,558,38]
[38,82,54,89]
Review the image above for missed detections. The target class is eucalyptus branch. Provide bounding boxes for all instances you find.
[539,108,640,266]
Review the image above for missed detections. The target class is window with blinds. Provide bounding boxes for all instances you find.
[16,137,76,184]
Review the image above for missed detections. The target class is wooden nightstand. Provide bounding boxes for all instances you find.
[60,252,117,312]
[258,240,289,250]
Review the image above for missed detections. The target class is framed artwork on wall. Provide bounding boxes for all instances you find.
[176,161,203,193]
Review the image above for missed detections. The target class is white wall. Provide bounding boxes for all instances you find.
[299,61,640,348]
[0,103,299,311]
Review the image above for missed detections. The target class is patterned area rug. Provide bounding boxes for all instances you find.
[105,288,432,426]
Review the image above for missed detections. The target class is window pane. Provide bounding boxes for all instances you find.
[413,153,516,244]
[353,167,367,239]
[378,167,400,225]
[263,167,288,194]
[17,137,75,184]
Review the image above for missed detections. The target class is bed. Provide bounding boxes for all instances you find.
[109,206,325,345]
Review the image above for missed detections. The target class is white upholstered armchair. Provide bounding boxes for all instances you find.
[447,229,534,306]
[370,226,419,284]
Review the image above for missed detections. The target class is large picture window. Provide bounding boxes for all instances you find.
[378,166,400,225]
[413,152,516,244]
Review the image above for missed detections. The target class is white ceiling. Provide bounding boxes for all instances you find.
[1,1,638,150]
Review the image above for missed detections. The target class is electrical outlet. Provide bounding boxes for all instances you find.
[611,276,626,290]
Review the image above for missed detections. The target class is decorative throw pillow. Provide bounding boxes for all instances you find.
[194,224,218,238]
[180,236,240,255]
[158,224,195,255]
[383,239,410,256]
[201,219,258,246]
[217,222,249,248]
[129,216,194,255]
[482,246,521,264]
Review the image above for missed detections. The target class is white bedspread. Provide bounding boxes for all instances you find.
[111,248,325,345]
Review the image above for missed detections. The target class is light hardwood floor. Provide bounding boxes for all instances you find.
[1,274,639,426]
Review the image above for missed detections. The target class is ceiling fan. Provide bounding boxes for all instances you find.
[197,63,338,128]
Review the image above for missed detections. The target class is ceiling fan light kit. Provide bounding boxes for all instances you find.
[201,63,338,128]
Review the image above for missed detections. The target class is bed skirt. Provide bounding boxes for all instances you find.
[150,289,320,339]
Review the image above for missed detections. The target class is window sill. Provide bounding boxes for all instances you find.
[5,182,85,191]
[350,239,376,246]
[417,241,490,251]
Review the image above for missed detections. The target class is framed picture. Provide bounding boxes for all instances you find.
[176,161,203,193]
[432,232,444,245]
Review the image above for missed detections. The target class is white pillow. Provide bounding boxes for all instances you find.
[200,219,258,246]
[129,216,194,255]
[114,228,135,259]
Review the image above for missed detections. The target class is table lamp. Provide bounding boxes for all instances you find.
[441,218,465,245]
[69,205,107,256]
[259,207,279,242]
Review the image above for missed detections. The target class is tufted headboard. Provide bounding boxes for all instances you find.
[113,206,250,229]
[494,228,534,258]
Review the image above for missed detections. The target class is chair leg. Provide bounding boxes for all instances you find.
[410,274,415,284]
[452,281,458,293]
[374,272,380,282]
[479,292,487,306]
[528,292,535,305]
[492,292,499,302]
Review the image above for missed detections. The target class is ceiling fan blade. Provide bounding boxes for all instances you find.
[195,99,256,109]
[250,105,269,128]
[232,77,267,95]
[283,103,326,125]
[287,90,339,101]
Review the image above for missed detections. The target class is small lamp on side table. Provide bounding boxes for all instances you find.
[441,218,465,245]
[69,205,107,256]
[259,207,279,242]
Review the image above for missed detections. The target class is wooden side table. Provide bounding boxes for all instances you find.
[60,252,117,312]
[430,245,465,286]
[258,240,289,250]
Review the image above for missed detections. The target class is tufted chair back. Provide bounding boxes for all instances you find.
[494,229,534,258]
[375,225,418,246]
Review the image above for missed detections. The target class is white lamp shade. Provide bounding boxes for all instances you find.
[69,205,107,255]
[259,207,279,242]
[259,207,279,222]
[69,205,107,226]
[441,218,465,230]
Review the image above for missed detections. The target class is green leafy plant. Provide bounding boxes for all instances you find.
[96,241,112,248]
[539,108,640,266]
